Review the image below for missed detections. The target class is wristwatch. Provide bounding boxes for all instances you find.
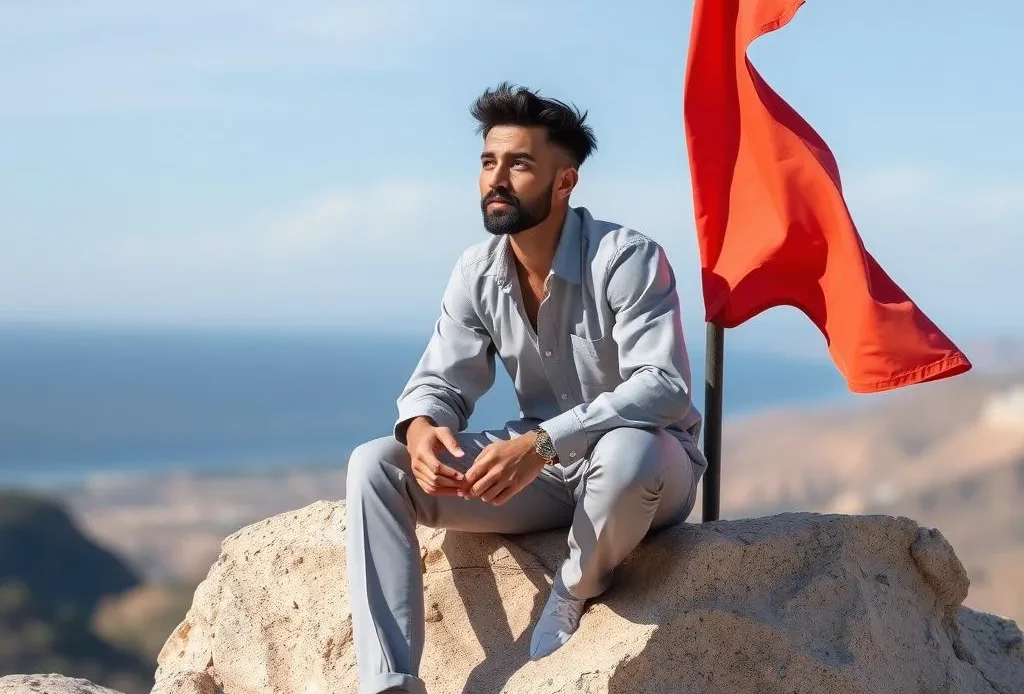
[533,427,559,465]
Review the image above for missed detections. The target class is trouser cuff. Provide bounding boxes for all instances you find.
[558,559,610,602]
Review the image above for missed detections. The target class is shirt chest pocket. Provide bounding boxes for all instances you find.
[569,332,619,391]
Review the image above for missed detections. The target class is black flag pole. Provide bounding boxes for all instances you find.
[702,322,725,522]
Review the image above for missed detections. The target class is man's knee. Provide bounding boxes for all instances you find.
[588,427,671,491]
[346,436,408,495]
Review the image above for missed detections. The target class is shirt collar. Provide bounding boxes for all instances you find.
[493,207,584,291]
[550,206,583,285]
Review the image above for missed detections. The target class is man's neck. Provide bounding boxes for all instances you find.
[508,206,567,282]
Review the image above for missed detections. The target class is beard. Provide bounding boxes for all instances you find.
[480,182,553,236]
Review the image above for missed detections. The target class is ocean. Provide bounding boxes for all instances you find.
[0,325,849,485]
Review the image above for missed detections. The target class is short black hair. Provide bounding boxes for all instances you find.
[470,82,598,167]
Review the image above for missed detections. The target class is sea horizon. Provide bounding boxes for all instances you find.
[0,323,852,487]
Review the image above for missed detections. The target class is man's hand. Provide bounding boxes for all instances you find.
[405,417,467,497]
[463,431,546,505]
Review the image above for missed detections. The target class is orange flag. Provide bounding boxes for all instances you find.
[683,0,971,393]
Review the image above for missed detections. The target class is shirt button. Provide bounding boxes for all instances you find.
[569,451,578,458]
[561,393,568,400]
[544,350,553,357]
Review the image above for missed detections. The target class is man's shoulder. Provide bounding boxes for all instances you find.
[452,235,504,279]
[575,206,666,271]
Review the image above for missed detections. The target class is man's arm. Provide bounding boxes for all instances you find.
[394,254,496,445]
[539,237,695,463]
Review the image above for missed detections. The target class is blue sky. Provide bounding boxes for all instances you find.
[1,0,1021,356]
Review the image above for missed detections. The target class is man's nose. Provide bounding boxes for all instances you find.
[485,164,511,190]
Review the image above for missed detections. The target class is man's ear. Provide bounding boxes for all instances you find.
[555,166,579,202]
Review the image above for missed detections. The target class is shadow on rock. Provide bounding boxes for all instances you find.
[440,530,559,694]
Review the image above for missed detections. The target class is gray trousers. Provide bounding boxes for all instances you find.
[345,421,702,694]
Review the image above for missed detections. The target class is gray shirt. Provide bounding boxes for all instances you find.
[394,205,704,470]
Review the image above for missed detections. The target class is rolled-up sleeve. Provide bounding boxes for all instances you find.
[541,238,695,462]
[394,254,496,445]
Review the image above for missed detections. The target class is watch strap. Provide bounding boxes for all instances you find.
[533,427,558,464]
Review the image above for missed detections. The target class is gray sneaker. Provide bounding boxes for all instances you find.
[529,583,586,660]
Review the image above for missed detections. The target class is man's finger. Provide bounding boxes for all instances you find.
[480,477,511,504]
[413,472,461,497]
[469,464,505,498]
[491,479,525,506]
[426,485,462,497]
[435,427,465,458]
[464,447,495,486]
[412,456,461,491]
[463,465,483,487]
[412,476,435,495]
[420,450,464,484]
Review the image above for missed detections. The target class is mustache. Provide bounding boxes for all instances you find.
[483,190,520,207]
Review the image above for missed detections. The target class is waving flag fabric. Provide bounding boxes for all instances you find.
[683,0,971,392]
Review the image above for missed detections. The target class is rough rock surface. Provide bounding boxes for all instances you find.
[0,674,125,694]
[144,500,1024,694]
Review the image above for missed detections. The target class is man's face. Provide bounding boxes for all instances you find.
[478,125,564,236]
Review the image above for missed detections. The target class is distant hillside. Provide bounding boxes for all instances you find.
[0,491,139,615]
[715,365,1024,623]
[0,490,152,692]
[868,455,1024,622]
[718,366,1024,515]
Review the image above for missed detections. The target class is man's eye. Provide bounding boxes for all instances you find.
[513,161,529,170]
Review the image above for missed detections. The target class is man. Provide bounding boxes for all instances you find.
[346,82,707,694]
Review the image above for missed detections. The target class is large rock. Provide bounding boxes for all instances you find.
[0,674,125,694]
[149,501,1024,694]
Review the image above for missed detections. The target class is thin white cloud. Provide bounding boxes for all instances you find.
[0,180,483,328]
[111,182,473,263]
[972,182,1024,223]
[0,2,419,114]
[842,166,939,204]
[845,167,1024,230]
[0,174,702,330]
[0,1,431,49]
[0,1,572,114]
[0,166,1018,336]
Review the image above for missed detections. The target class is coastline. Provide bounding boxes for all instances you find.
[1,385,857,492]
